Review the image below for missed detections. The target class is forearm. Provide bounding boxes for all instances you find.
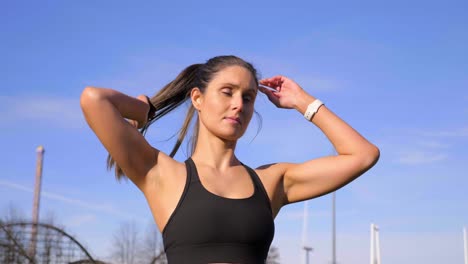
[81,86,149,125]
[294,92,379,159]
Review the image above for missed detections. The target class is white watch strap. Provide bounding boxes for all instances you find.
[304,99,324,121]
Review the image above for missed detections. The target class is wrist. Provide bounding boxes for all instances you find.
[303,99,324,121]
[294,93,316,115]
[144,96,157,122]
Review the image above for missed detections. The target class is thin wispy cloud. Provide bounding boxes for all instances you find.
[416,140,450,149]
[380,128,459,165]
[395,150,448,165]
[0,96,85,129]
[415,127,468,138]
[67,213,97,227]
[0,180,135,220]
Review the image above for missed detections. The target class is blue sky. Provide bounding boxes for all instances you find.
[1,0,467,263]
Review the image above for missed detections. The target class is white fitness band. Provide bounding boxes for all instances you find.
[304,99,324,121]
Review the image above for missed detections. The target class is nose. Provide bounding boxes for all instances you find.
[232,95,244,112]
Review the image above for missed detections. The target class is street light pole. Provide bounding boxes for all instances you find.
[302,200,313,264]
[28,145,45,261]
[464,227,467,264]
[331,148,337,264]
[370,223,381,264]
[332,191,336,264]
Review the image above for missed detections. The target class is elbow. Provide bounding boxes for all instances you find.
[352,144,380,170]
[371,145,380,163]
[363,145,380,168]
[80,86,102,109]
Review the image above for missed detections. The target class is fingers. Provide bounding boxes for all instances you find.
[258,84,279,93]
[258,85,280,106]
[258,85,277,94]
[127,119,138,128]
[136,94,149,104]
[259,76,286,95]
[259,75,285,87]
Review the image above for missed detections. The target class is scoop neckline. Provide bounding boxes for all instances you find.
[188,157,256,201]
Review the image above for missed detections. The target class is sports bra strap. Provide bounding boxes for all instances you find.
[241,162,273,214]
[186,158,200,182]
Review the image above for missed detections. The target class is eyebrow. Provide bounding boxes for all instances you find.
[220,82,257,95]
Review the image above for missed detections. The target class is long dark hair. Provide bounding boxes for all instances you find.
[107,55,262,180]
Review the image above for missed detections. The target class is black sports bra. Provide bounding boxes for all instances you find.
[162,158,275,264]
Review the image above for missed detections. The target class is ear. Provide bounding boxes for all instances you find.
[190,87,203,111]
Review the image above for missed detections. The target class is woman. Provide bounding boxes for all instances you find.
[80,55,379,264]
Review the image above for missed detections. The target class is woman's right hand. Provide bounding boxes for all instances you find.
[259,75,311,110]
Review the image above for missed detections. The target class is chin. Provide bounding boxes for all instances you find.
[209,122,249,141]
[220,133,242,142]
[218,130,245,142]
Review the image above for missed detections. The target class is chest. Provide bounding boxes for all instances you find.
[195,166,255,199]
[164,182,275,247]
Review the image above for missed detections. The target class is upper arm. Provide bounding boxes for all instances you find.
[266,147,379,206]
[80,87,161,191]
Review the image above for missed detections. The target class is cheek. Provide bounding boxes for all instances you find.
[205,102,222,117]
[204,95,227,111]
[201,98,225,122]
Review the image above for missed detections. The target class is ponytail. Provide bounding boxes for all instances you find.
[107,63,202,180]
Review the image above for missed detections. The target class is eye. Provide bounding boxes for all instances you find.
[243,96,252,102]
[221,88,232,97]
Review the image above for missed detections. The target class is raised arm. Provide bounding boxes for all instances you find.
[257,76,380,207]
[80,86,159,191]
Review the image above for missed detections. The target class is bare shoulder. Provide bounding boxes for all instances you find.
[254,162,294,217]
[142,150,186,196]
[255,162,286,183]
[141,151,189,232]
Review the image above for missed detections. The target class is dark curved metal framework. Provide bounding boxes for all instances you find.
[0,221,103,264]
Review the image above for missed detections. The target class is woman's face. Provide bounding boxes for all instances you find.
[193,65,257,141]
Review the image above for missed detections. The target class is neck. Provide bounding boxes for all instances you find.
[191,127,240,170]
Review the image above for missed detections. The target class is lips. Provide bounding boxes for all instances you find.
[225,117,241,124]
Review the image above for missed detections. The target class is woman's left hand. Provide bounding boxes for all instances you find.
[258,75,309,109]
[127,94,150,129]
